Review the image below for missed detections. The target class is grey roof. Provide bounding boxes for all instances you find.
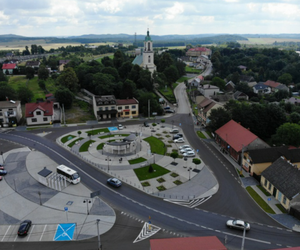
[253,82,269,90]
[276,84,289,91]
[261,157,300,200]
[247,146,300,164]
[132,54,143,66]
[123,134,136,141]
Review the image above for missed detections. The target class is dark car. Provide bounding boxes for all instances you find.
[173,134,183,140]
[107,178,122,187]
[0,169,7,176]
[18,220,32,236]
[144,122,149,127]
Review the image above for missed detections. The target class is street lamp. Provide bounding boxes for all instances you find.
[105,157,111,172]
[96,219,102,250]
[1,151,5,165]
[83,199,92,215]
[188,167,192,181]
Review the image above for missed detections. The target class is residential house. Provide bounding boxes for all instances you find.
[198,84,220,98]
[264,80,280,92]
[225,81,235,92]
[150,236,227,250]
[186,47,212,57]
[0,100,22,127]
[58,60,70,72]
[197,97,223,126]
[93,95,118,120]
[285,97,300,106]
[276,84,289,92]
[116,98,139,118]
[242,146,300,176]
[253,82,271,94]
[2,63,18,74]
[25,61,40,68]
[261,157,300,210]
[191,75,204,87]
[238,65,247,71]
[215,120,269,162]
[239,75,256,87]
[25,101,61,126]
[233,91,249,101]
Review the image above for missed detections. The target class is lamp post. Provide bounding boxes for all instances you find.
[188,167,192,181]
[106,157,111,172]
[96,219,102,250]
[83,199,92,215]
[0,151,4,165]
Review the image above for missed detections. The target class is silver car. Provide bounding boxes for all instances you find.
[226,219,250,231]
[180,148,193,154]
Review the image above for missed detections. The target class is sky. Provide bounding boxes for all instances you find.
[0,0,299,37]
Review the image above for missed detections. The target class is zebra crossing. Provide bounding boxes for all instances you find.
[133,222,161,243]
[164,196,212,208]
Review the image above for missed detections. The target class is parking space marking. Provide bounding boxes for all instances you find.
[39,225,47,241]
[1,225,11,241]
[27,225,34,241]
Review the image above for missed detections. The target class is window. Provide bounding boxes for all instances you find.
[99,107,103,111]
[148,42,150,51]
[0,112,2,116]
[32,118,37,122]
[43,117,48,121]
[125,106,129,109]
[111,106,115,110]
[132,111,136,114]
[264,179,267,187]
[148,55,151,63]
[118,106,122,110]
[105,107,109,110]
[125,112,129,115]
[132,105,136,109]
[283,196,287,204]
[0,118,3,122]
[268,182,272,191]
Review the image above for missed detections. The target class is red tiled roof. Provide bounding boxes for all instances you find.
[150,236,227,250]
[198,75,204,80]
[25,101,54,117]
[215,120,258,152]
[2,63,17,70]
[188,47,210,52]
[264,80,280,88]
[116,99,138,105]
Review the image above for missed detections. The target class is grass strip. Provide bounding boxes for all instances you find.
[79,140,95,152]
[134,164,170,181]
[128,157,147,165]
[246,186,275,214]
[143,136,166,155]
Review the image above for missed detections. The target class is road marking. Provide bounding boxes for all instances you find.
[133,222,161,243]
[2,225,11,241]
[39,225,47,241]
[27,225,34,241]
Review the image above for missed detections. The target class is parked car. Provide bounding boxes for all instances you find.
[0,165,4,170]
[183,151,196,157]
[144,121,149,127]
[164,106,171,110]
[18,220,32,236]
[0,169,7,176]
[118,124,124,130]
[173,134,183,140]
[174,138,185,143]
[179,145,190,150]
[165,109,175,113]
[226,219,250,231]
[180,148,194,154]
[169,128,179,133]
[107,177,122,187]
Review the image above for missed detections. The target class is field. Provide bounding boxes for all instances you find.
[239,37,300,45]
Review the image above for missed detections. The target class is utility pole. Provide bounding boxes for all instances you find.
[241,225,246,250]
[96,219,102,250]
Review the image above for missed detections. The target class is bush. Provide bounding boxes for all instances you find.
[161,119,165,123]
[148,165,154,173]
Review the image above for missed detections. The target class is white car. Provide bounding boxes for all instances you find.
[179,145,190,150]
[174,138,185,143]
[226,219,250,231]
[183,151,195,157]
[180,148,193,154]
[118,124,124,130]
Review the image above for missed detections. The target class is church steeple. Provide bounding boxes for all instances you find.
[142,29,156,74]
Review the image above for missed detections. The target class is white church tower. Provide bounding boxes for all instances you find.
[142,29,156,74]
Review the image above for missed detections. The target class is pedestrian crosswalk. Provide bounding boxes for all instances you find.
[164,196,212,208]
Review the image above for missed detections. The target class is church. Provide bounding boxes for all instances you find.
[132,29,157,74]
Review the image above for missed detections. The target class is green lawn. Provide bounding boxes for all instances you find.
[143,136,166,155]
[276,204,287,213]
[246,186,275,214]
[97,143,105,150]
[86,128,109,135]
[134,164,170,181]
[128,157,147,165]
[79,140,95,152]
[185,66,201,74]
[177,76,189,83]
[99,134,129,139]
[196,131,206,139]
[158,85,176,104]
[257,185,271,196]
[61,134,76,143]
[68,138,84,147]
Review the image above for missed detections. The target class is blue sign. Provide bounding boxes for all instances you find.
[108,127,118,132]
[267,197,271,201]
[179,123,181,126]
[64,207,68,211]
[54,223,76,241]
[197,149,199,153]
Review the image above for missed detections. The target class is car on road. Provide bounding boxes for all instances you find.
[0,169,7,176]
[18,220,32,236]
[165,109,175,113]
[183,151,196,157]
[144,121,149,127]
[118,124,124,130]
[164,106,171,110]
[174,138,185,143]
[226,219,250,231]
[107,177,122,187]
[179,145,190,150]
[180,148,194,154]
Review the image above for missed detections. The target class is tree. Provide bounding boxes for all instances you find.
[211,77,226,90]
[278,73,293,85]
[0,70,7,82]
[157,53,173,72]
[272,123,300,147]
[102,67,119,82]
[208,108,231,132]
[38,80,46,90]
[93,73,115,95]
[163,65,179,85]
[55,87,74,109]
[0,83,17,101]
[113,50,125,69]
[56,67,79,92]
[121,79,136,99]
[289,112,300,124]
[25,67,35,79]
[38,65,49,80]
[17,86,33,104]
[170,152,178,163]
[192,158,201,169]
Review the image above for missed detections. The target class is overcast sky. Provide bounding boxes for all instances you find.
[0,0,299,37]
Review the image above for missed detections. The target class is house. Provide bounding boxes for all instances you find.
[242,146,300,176]
[264,80,280,91]
[215,120,269,162]
[150,236,227,250]
[2,63,18,74]
[93,95,118,120]
[239,75,256,87]
[186,47,212,57]
[58,60,70,72]
[238,65,247,71]
[285,97,300,106]
[0,100,22,127]
[197,97,223,126]
[233,91,249,101]
[25,61,40,68]
[116,98,139,118]
[191,75,204,87]
[276,84,289,92]
[25,101,61,126]
[261,157,300,210]
[198,84,220,97]
[225,81,235,92]
[253,82,271,94]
